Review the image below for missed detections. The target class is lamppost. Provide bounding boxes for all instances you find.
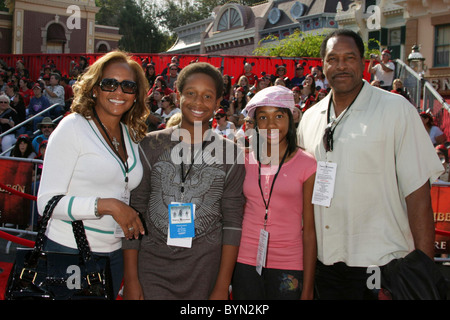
[407,44,426,77]
[407,44,426,111]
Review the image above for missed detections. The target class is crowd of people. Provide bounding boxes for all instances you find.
[1,28,449,301]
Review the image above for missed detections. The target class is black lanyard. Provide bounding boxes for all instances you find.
[257,146,289,229]
[325,82,364,146]
[180,140,208,194]
[92,107,129,183]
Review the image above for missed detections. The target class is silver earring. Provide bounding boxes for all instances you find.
[93,93,96,98]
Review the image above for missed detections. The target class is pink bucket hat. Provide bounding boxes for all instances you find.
[244,85,295,118]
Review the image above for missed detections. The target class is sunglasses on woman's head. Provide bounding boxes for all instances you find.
[99,78,137,94]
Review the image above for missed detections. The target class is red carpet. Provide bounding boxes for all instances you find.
[0,262,13,300]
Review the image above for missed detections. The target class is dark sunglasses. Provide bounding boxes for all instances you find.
[99,78,137,94]
[322,123,334,152]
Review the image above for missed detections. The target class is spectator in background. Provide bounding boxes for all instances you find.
[16,60,29,79]
[11,134,36,159]
[316,89,329,102]
[234,75,250,96]
[312,66,329,90]
[148,76,173,98]
[271,64,288,85]
[0,72,7,93]
[223,74,234,101]
[213,107,236,140]
[164,63,179,90]
[28,83,51,132]
[60,75,74,111]
[11,92,26,134]
[420,112,447,146]
[78,56,89,74]
[229,86,247,128]
[19,77,33,107]
[68,63,81,86]
[5,81,18,102]
[391,78,411,102]
[155,94,180,123]
[274,77,286,87]
[293,103,302,128]
[145,63,157,88]
[436,144,449,183]
[0,94,18,155]
[235,116,255,151]
[368,49,395,91]
[240,63,257,87]
[370,80,381,88]
[32,117,55,154]
[41,73,65,118]
[300,75,316,113]
[292,86,301,104]
[291,64,306,88]
[147,87,164,112]
[160,56,182,80]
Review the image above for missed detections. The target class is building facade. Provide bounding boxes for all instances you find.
[0,0,121,54]
[167,0,350,56]
[335,0,449,98]
[394,0,450,97]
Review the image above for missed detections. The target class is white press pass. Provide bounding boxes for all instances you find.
[312,161,337,207]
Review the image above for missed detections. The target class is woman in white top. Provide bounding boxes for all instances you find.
[213,108,236,140]
[420,112,446,146]
[156,94,180,122]
[37,51,149,297]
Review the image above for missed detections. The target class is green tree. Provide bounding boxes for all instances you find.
[117,0,170,53]
[253,31,382,59]
[95,0,123,26]
[253,30,326,58]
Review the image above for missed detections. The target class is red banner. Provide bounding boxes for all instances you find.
[431,184,450,254]
[0,159,34,226]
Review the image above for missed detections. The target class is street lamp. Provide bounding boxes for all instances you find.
[407,44,426,77]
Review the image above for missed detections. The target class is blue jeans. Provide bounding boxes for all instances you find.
[43,237,123,299]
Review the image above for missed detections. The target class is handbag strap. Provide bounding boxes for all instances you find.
[29,195,94,266]
[31,195,65,259]
[72,220,92,263]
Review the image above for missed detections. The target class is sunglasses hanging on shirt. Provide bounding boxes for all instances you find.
[322,83,364,152]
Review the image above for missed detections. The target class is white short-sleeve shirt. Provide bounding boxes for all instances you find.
[298,80,443,267]
[373,61,395,86]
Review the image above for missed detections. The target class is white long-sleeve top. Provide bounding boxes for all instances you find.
[37,113,143,253]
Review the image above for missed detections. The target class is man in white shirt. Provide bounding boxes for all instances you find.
[368,49,395,90]
[298,29,444,300]
[41,73,65,117]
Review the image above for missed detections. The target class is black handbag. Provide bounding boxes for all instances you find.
[5,195,114,300]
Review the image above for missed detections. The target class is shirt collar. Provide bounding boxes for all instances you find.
[319,79,370,114]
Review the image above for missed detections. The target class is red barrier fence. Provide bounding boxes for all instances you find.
[0,53,372,85]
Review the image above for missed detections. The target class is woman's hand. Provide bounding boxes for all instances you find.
[97,198,145,239]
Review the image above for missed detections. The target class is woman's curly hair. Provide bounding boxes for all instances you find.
[71,50,149,142]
